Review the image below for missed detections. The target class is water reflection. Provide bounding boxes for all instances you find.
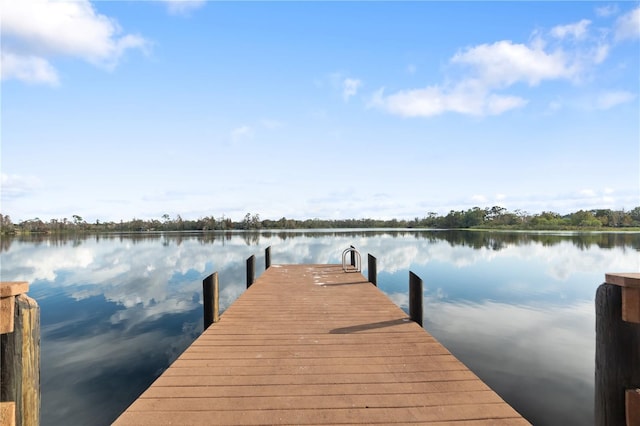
[0,230,638,425]
[423,299,594,425]
[3,229,639,254]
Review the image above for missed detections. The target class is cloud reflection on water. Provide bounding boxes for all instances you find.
[423,298,594,425]
[0,230,638,425]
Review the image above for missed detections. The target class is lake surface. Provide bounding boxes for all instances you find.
[1,230,639,425]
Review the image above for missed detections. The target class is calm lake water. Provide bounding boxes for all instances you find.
[1,230,639,425]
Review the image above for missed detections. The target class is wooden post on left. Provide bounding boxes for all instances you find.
[0,282,40,426]
[203,272,219,330]
[595,273,640,426]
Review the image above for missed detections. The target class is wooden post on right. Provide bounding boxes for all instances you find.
[595,273,640,426]
[368,254,377,287]
[367,254,378,287]
[409,272,423,327]
[265,246,271,270]
[246,255,256,288]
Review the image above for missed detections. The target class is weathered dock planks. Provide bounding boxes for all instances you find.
[114,264,528,425]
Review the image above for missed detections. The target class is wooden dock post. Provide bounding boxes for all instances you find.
[265,246,271,269]
[595,273,640,426]
[409,272,423,327]
[203,272,219,330]
[246,255,255,288]
[349,245,356,267]
[368,254,377,287]
[0,282,40,426]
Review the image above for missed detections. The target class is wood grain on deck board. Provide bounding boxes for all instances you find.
[114,264,527,425]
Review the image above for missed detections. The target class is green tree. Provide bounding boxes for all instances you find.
[442,210,464,228]
[570,210,601,227]
[463,207,486,227]
[486,206,507,222]
[630,207,640,224]
[0,214,15,234]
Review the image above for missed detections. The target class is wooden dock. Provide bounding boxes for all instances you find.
[114,264,528,425]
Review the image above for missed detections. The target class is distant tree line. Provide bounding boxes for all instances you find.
[1,206,639,235]
[418,206,640,230]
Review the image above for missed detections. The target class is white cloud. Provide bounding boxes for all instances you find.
[342,78,362,101]
[564,188,631,211]
[369,81,527,118]
[546,89,635,113]
[596,90,636,109]
[551,19,591,40]
[0,51,59,86]
[369,86,440,117]
[592,43,610,64]
[324,72,362,102]
[1,173,42,200]
[260,118,284,129]
[370,10,640,119]
[451,41,577,87]
[230,125,253,143]
[470,194,507,207]
[371,38,581,118]
[163,0,206,16]
[0,0,148,84]
[615,7,640,41]
[485,93,529,115]
[595,5,618,17]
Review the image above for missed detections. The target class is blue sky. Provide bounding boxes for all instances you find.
[1,1,639,223]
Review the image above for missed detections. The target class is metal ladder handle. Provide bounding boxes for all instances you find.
[342,247,361,272]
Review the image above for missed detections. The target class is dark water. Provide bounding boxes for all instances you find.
[1,230,638,425]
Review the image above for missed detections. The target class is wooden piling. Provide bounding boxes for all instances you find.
[0,282,40,426]
[349,245,356,267]
[368,254,377,287]
[0,402,15,426]
[246,255,255,288]
[409,272,423,327]
[265,246,271,270]
[595,273,640,426]
[627,389,640,426]
[203,272,219,330]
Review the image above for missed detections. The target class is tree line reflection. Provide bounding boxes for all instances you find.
[2,229,638,254]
